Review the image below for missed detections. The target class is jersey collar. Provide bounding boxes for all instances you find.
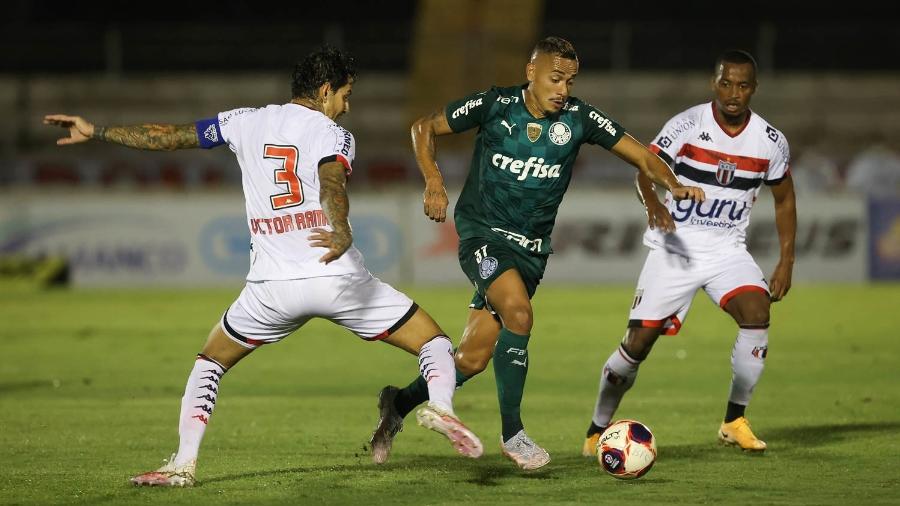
[710,101,752,138]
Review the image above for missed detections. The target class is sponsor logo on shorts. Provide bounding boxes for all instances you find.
[479,256,498,279]
[491,227,543,252]
[632,289,643,309]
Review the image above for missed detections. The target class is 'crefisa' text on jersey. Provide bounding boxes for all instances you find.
[446,84,626,255]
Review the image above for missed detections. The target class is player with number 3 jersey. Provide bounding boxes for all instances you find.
[44,45,483,487]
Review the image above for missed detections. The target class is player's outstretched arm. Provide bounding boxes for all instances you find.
[43,114,200,151]
[612,133,704,203]
[768,174,797,301]
[311,161,352,264]
[411,110,454,223]
[635,172,676,233]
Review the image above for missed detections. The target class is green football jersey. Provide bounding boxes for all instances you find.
[446,84,625,255]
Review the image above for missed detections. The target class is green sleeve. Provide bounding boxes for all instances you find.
[444,89,497,133]
[580,103,626,150]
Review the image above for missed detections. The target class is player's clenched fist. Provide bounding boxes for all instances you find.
[423,183,449,223]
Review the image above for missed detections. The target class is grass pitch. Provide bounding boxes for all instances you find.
[1,284,898,505]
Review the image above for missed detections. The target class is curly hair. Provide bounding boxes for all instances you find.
[291,45,357,100]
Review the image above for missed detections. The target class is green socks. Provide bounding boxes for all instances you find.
[493,328,530,441]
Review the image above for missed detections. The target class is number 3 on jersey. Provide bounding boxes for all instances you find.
[264,144,303,210]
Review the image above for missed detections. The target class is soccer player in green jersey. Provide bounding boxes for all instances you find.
[370,36,705,470]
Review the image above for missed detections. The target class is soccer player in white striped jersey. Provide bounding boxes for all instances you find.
[44,45,482,487]
[583,50,796,454]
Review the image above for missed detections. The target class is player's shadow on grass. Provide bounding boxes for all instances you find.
[661,421,900,460]
[201,455,558,487]
[764,421,900,447]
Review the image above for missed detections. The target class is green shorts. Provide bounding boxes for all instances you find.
[458,235,548,310]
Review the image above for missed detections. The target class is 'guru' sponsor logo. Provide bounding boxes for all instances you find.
[671,198,749,224]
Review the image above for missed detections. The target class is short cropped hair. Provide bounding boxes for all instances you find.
[291,45,357,100]
[531,36,578,61]
[715,49,758,75]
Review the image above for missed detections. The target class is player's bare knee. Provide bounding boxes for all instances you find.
[739,309,770,328]
[733,303,770,327]
[455,349,489,376]
[201,325,253,368]
[500,305,533,334]
[622,328,659,360]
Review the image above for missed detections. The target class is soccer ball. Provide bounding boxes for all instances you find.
[597,419,657,479]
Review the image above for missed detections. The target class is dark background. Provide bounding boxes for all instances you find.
[3,1,896,74]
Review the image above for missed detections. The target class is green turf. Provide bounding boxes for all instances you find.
[1,284,898,505]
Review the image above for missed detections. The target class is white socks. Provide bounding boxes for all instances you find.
[728,328,768,405]
[591,344,642,428]
[419,335,455,414]
[174,355,226,467]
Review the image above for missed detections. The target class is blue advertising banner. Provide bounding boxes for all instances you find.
[869,198,900,280]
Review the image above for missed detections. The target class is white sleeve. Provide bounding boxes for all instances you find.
[216,107,257,148]
[765,127,791,185]
[649,109,699,165]
[313,124,356,176]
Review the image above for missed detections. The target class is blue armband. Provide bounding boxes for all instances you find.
[195,117,225,149]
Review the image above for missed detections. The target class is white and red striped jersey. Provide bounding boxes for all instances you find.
[215,104,366,281]
[645,102,790,257]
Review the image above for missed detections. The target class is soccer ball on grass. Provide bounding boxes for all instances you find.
[597,419,657,479]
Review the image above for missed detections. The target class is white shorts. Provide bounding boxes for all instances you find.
[628,247,769,335]
[221,272,416,349]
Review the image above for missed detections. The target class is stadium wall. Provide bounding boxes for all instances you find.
[0,190,872,287]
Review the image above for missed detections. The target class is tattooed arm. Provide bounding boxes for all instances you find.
[309,161,352,264]
[43,114,200,150]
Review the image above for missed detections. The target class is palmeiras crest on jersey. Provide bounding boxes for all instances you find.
[479,256,499,279]
[527,122,542,143]
[548,122,571,145]
[717,159,737,186]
